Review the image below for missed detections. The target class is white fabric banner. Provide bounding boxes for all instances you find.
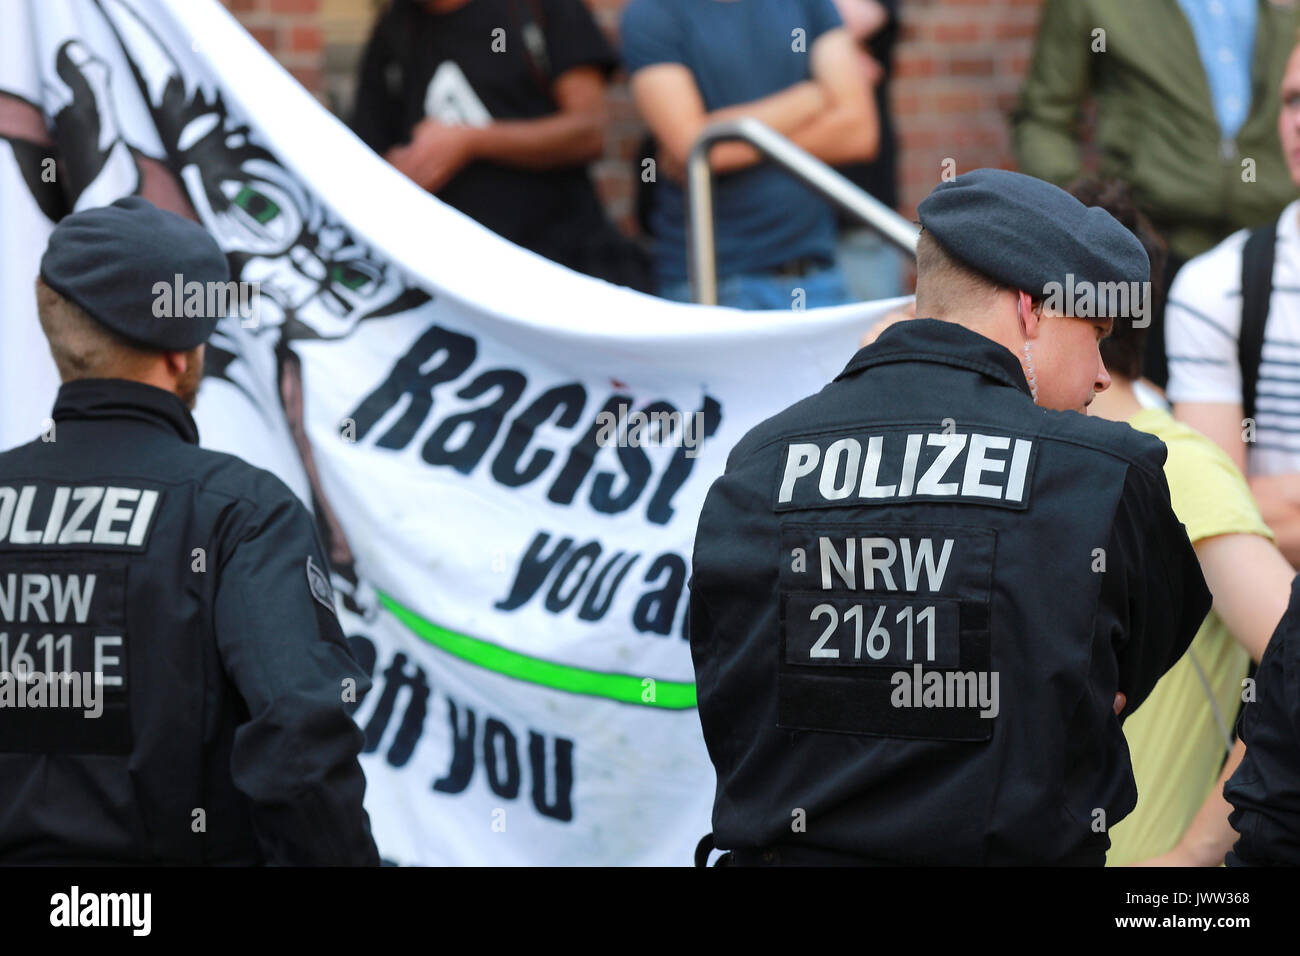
[0,0,898,864]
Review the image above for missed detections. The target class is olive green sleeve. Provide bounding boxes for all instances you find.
[1011,0,1094,187]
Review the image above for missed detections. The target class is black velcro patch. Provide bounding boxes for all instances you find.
[0,554,131,754]
[777,523,996,741]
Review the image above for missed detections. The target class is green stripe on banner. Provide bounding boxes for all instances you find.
[376,590,698,710]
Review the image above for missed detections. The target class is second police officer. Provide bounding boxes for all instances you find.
[0,198,379,865]
[689,169,1212,866]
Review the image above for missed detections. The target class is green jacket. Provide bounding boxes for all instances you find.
[1013,0,1300,261]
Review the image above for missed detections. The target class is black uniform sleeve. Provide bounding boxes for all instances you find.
[1101,460,1211,717]
[213,492,380,866]
[1225,577,1300,864]
[540,0,618,80]
[349,6,406,155]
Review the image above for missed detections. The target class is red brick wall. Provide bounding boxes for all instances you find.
[893,0,1043,216]
[222,0,326,97]
[221,0,1048,229]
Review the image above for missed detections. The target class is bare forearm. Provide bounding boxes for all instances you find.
[703,85,877,174]
[708,81,826,138]
[1268,522,1300,568]
[468,112,605,170]
[1249,476,1300,568]
[1197,532,1296,662]
[789,103,878,165]
[790,28,878,166]
[1133,739,1245,866]
[1181,739,1246,866]
[693,82,827,174]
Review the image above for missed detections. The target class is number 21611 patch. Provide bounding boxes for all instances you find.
[785,594,960,668]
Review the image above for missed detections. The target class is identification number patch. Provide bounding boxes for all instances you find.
[0,554,131,754]
[784,594,960,668]
[777,523,996,741]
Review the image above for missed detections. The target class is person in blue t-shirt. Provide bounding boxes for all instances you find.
[621,0,878,309]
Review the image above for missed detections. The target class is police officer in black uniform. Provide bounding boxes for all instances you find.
[0,197,379,865]
[689,169,1211,866]
[1224,574,1300,865]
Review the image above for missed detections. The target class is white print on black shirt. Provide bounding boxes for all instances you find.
[424,61,491,126]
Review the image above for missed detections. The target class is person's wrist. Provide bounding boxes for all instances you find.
[794,80,821,113]
[460,124,484,162]
[1180,833,1226,867]
[384,146,412,177]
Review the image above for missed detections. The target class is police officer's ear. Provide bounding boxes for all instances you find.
[161,344,204,374]
[161,345,205,408]
[161,348,192,378]
[1016,290,1045,341]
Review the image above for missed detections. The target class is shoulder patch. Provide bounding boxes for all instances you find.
[306,556,336,615]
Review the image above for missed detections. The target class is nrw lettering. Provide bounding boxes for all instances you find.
[818,535,953,592]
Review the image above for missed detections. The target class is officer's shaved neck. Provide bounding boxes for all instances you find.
[35,277,202,408]
[920,288,1033,357]
[128,348,202,408]
[914,229,1020,342]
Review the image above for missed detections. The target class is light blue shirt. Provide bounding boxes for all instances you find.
[1177,0,1257,139]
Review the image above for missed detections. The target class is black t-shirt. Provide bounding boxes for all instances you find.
[351,0,618,264]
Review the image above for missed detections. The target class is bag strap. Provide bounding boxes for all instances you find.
[1240,222,1277,425]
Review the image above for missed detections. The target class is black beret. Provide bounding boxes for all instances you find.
[39,196,231,350]
[917,169,1150,314]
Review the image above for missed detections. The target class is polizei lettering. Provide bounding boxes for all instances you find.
[0,485,160,547]
[345,325,721,525]
[776,431,1034,511]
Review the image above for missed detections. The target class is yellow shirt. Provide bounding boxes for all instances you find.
[1105,407,1273,866]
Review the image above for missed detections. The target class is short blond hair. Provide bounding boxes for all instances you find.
[34,276,159,382]
[914,228,1014,317]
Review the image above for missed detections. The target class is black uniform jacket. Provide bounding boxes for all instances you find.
[689,319,1210,865]
[0,379,379,865]
[1226,573,1300,866]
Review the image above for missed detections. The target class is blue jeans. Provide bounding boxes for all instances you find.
[837,227,907,302]
[658,262,852,310]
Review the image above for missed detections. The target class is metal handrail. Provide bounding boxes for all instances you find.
[686,117,919,305]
